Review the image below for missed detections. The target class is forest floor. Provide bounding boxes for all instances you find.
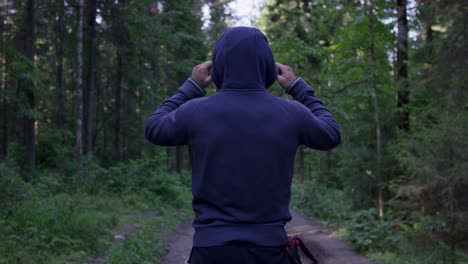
[160,210,374,264]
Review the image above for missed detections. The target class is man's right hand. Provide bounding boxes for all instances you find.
[276,63,296,89]
[191,61,212,89]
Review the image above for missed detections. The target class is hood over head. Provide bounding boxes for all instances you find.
[211,27,277,90]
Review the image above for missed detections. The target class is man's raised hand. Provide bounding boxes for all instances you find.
[191,61,212,89]
[276,63,296,89]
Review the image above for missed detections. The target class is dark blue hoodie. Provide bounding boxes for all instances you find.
[145,27,341,247]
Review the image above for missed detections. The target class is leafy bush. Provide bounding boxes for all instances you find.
[36,128,76,175]
[0,161,27,208]
[106,159,189,207]
[344,208,401,252]
[80,155,109,194]
[292,180,353,222]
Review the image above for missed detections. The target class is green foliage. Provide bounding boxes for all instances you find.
[0,161,27,208]
[36,129,76,175]
[344,209,400,252]
[106,159,189,207]
[106,234,162,264]
[106,207,192,264]
[292,180,352,222]
[368,237,468,264]
[0,194,115,263]
[291,179,467,263]
[271,33,313,67]
[0,158,192,263]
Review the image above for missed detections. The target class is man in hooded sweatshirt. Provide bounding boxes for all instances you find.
[145,27,341,263]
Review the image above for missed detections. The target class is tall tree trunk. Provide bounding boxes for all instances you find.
[86,0,97,154]
[54,0,66,173]
[114,0,126,162]
[13,79,19,141]
[426,25,432,63]
[423,0,433,65]
[369,0,384,220]
[76,0,84,171]
[1,0,8,156]
[56,0,65,128]
[115,51,123,161]
[93,53,101,149]
[396,0,409,131]
[23,0,35,169]
[150,59,158,103]
[0,74,5,157]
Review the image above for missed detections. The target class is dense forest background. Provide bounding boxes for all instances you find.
[0,0,466,263]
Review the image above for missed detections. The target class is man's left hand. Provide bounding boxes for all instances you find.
[191,61,212,88]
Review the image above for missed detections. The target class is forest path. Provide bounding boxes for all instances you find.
[160,210,374,264]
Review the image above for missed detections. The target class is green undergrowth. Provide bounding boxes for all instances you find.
[105,206,192,264]
[0,158,192,264]
[291,180,468,264]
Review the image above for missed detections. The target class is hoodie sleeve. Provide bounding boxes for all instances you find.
[144,78,205,146]
[286,78,341,150]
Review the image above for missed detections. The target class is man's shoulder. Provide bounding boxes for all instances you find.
[180,96,211,111]
[185,96,210,105]
[265,93,313,118]
[267,93,303,108]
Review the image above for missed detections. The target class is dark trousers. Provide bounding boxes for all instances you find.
[188,243,288,264]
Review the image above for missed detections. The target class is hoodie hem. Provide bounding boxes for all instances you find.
[193,223,288,247]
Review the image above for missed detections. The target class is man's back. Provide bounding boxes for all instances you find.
[187,90,300,246]
[145,26,340,262]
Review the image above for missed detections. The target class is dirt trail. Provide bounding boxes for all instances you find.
[160,210,374,264]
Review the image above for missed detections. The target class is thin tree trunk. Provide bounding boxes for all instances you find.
[369,0,383,220]
[149,2,159,105]
[115,52,123,161]
[13,79,19,141]
[56,0,65,128]
[1,0,8,156]
[93,53,101,149]
[23,0,35,169]
[150,59,158,103]
[86,0,97,154]
[114,0,125,162]
[396,0,409,131]
[1,65,6,157]
[426,26,432,62]
[76,0,84,171]
[424,1,433,65]
[54,0,66,174]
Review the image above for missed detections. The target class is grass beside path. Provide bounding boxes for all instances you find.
[100,202,192,264]
[0,159,193,264]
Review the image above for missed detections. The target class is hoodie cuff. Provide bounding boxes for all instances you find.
[178,78,206,99]
[285,77,316,100]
